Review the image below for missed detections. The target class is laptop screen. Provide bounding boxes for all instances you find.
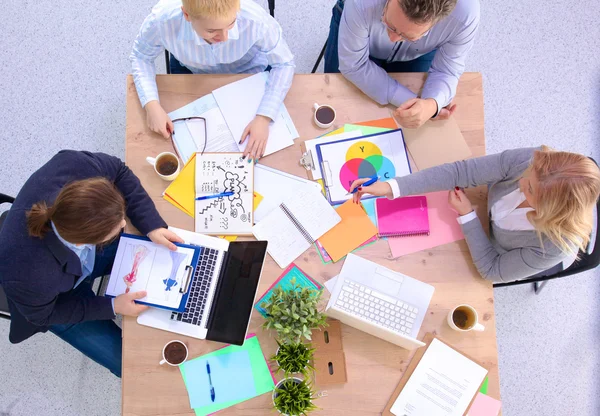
[205,241,267,345]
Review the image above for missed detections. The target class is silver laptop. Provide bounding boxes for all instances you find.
[325,253,434,350]
[137,227,267,345]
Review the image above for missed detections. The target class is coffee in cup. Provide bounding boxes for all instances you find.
[313,103,336,129]
[146,152,181,181]
[159,340,189,366]
[447,304,485,332]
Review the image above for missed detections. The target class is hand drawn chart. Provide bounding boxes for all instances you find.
[106,236,196,309]
[195,153,254,235]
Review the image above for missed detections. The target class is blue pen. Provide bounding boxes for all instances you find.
[347,176,379,195]
[206,361,215,402]
[195,191,234,201]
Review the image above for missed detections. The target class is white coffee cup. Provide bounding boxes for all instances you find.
[146,152,181,181]
[313,103,336,129]
[159,339,189,366]
[447,304,485,332]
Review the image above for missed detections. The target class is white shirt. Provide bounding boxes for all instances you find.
[130,0,295,120]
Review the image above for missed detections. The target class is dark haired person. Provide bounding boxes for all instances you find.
[0,150,183,377]
[324,0,479,128]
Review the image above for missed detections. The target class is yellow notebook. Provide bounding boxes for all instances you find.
[164,153,196,218]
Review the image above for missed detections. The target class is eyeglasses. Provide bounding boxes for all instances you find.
[170,116,208,159]
[381,0,427,43]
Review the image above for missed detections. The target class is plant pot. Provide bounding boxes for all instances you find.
[272,377,304,416]
[275,346,310,375]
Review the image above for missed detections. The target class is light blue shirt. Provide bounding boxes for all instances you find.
[130,0,295,121]
[51,223,115,313]
[338,0,480,110]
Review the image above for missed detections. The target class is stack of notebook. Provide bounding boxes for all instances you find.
[376,196,430,238]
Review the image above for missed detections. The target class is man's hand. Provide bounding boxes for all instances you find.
[393,98,438,129]
[349,178,393,203]
[148,228,184,251]
[448,188,473,216]
[145,100,174,139]
[433,103,457,121]
[240,115,271,162]
[114,290,149,317]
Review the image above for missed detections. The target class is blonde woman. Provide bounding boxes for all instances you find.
[350,147,600,283]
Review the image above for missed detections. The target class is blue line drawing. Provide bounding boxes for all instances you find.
[163,251,188,292]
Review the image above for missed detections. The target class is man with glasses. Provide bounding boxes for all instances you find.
[324,0,479,128]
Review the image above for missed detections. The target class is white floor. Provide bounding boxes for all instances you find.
[1,0,599,415]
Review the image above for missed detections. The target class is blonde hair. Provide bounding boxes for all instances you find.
[182,0,240,19]
[526,146,600,255]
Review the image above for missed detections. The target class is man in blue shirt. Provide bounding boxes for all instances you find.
[325,0,479,128]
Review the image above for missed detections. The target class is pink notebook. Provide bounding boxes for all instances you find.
[376,196,430,237]
[387,191,465,258]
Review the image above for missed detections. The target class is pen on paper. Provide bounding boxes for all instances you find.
[206,361,215,402]
[196,191,235,201]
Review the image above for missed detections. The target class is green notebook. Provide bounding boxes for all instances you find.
[179,334,275,416]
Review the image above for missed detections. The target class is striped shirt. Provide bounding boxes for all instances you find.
[130,0,295,120]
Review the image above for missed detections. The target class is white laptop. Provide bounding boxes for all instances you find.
[137,227,267,345]
[325,253,434,350]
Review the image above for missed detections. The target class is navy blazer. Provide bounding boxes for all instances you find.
[0,150,167,343]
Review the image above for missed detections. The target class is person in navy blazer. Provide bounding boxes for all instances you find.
[0,150,183,377]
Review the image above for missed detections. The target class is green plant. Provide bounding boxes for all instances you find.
[260,278,327,343]
[272,341,315,376]
[273,378,317,416]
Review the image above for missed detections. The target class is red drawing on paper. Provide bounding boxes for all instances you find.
[122,245,150,293]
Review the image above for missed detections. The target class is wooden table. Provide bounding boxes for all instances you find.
[123,73,499,416]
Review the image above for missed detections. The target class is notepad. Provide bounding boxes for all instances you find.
[164,153,197,217]
[318,200,379,262]
[376,196,430,238]
[252,186,341,268]
[179,334,275,416]
[467,393,502,416]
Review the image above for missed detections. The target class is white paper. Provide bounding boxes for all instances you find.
[252,187,340,269]
[194,153,253,235]
[168,94,238,164]
[390,339,488,416]
[317,129,411,204]
[106,236,196,309]
[212,73,298,157]
[304,130,362,180]
[254,164,322,223]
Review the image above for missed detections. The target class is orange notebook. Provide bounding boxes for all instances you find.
[318,200,378,262]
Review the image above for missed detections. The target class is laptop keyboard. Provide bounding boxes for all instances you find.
[170,248,219,326]
[335,279,418,335]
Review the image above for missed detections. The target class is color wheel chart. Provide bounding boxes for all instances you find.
[316,129,411,204]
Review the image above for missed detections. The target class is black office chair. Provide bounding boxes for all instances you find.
[0,193,15,320]
[493,158,600,294]
[164,0,276,75]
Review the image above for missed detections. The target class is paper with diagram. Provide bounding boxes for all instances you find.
[105,234,201,312]
[195,153,254,235]
[316,129,412,204]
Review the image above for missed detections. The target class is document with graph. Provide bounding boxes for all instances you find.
[195,153,254,235]
[105,234,201,312]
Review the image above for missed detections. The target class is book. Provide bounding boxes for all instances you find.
[194,153,253,235]
[254,264,323,317]
[376,195,430,238]
[252,186,341,268]
[169,73,298,165]
[105,234,201,312]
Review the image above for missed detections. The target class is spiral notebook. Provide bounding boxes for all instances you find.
[376,196,430,238]
[252,187,341,268]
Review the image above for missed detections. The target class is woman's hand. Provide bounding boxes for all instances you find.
[148,228,184,251]
[114,291,149,317]
[145,100,174,139]
[349,178,393,203]
[240,115,271,162]
[448,187,473,215]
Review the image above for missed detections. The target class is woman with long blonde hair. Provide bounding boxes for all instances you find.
[350,147,600,283]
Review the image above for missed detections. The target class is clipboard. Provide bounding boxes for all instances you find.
[315,129,412,205]
[382,333,489,416]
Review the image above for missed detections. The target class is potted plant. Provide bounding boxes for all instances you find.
[272,340,315,377]
[272,377,317,416]
[261,278,327,343]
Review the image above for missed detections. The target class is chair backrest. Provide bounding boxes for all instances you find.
[494,156,600,288]
[0,193,14,319]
